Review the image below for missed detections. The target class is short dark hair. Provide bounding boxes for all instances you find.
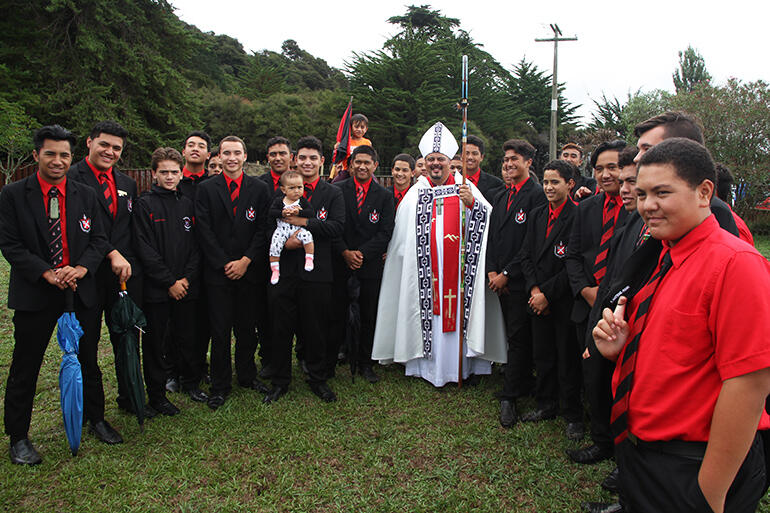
[502,139,536,161]
[715,163,734,202]
[185,131,211,150]
[560,142,583,157]
[295,135,323,155]
[151,147,184,171]
[392,153,415,169]
[33,125,76,152]
[637,137,716,189]
[590,139,627,168]
[279,170,302,185]
[219,135,246,152]
[266,136,291,153]
[543,159,576,182]
[633,111,704,144]
[350,145,378,163]
[89,120,128,142]
[351,113,369,126]
[466,135,485,155]
[210,146,219,158]
[618,146,639,168]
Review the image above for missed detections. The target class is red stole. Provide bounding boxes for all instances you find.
[429,175,461,332]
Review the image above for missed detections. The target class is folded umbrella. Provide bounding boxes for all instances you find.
[56,290,83,456]
[346,274,361,382]
[109,282,147,429]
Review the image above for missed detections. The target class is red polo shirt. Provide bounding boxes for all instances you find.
[614,215,770,441]
[270,170,282,191]
[467,169,480,187]
[37,172,69,267]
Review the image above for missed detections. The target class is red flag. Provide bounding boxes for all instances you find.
[333,98,353,166]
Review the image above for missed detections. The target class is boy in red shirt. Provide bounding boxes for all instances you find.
[594,138,770,513]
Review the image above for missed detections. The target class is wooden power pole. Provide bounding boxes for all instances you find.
[535,24,577,161]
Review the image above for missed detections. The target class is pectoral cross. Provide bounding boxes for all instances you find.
[444,288,456,318]
[436,198,443,215]
[49,197,60,219]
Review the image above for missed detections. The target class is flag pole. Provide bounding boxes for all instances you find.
[457,55,469,389]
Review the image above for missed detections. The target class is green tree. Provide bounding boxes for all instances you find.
[672,46,712,93]
[0,100,36,184]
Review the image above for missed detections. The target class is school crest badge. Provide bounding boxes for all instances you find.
[183,216,192,232]
[79,214,91,233]
[317,207,328,220]
[245,207,256,221]
[369,209,380,224]
[515,209,526,224]
[554,241,567,258]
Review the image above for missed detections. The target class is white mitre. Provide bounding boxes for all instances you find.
[418,122,459,159]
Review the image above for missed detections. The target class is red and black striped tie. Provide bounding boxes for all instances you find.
[610,250,673,445]
[356,184,365,214]
[229,180,239,215]
[304,183,314,201]
[546,210,556,238]
[592,199,618,284]
[98,172,113,216]
[506,184,516,211]
[48,188,63,267]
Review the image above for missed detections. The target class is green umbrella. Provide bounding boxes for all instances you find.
[109,282,147,429]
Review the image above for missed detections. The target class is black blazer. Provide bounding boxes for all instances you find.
[565,192,628,323]
[258,172,282,198]
[194,173,270,285]
[486,178,547,292]
[272,179,344,283]
[68,159,142,276]
[518,200,577,317]
[474,172,505,204]
[332,178,395,280]
[133,186,201,303]
[0,175,110,311]
[177,173,211,203]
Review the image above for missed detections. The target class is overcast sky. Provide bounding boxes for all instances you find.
[172,0,769,125]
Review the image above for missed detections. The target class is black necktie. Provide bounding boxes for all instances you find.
[48,188,63,267]
[229,180,238,215]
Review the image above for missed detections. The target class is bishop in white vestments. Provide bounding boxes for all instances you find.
[371,123,506,386]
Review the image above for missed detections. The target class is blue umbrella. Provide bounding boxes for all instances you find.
[56,290,83,456]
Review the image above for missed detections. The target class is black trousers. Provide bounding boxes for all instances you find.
[327,274,382,375]
[143,299,199,401]
[269,276,329,387]
[617,435,766,513]
[580,319,614,450]
[255,279,273,366]
[4,301,103,442]
[531,309,583,422]
[163,288,209,385]
[206,279,259,395]
[500,291,534,400]
[80,264,143,408]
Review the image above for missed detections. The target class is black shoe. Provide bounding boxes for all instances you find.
[567,444,613,464]
[118,400,158,419]
[150,398,180,416]
[263,385,289,404]
[187,388,209,403]
[89,420,123,444]
[165,377,180,393]
[242,378,270,394]
[582,502,623,513]
[566,421,586,441]
[207,393,227,410]
[465,374,481,387]
[309,382,337,402]
[499,400,517,428]
[360,366,380,384]
[520,407,558,422]
[9,439,42,465]
[601,467,620,494]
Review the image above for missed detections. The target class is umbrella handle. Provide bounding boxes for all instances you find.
[120,282,127,292]
[64,289,75,313]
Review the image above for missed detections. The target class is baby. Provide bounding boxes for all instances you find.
[268,171,315,284]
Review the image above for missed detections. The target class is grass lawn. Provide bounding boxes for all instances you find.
[0,251,769,512]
